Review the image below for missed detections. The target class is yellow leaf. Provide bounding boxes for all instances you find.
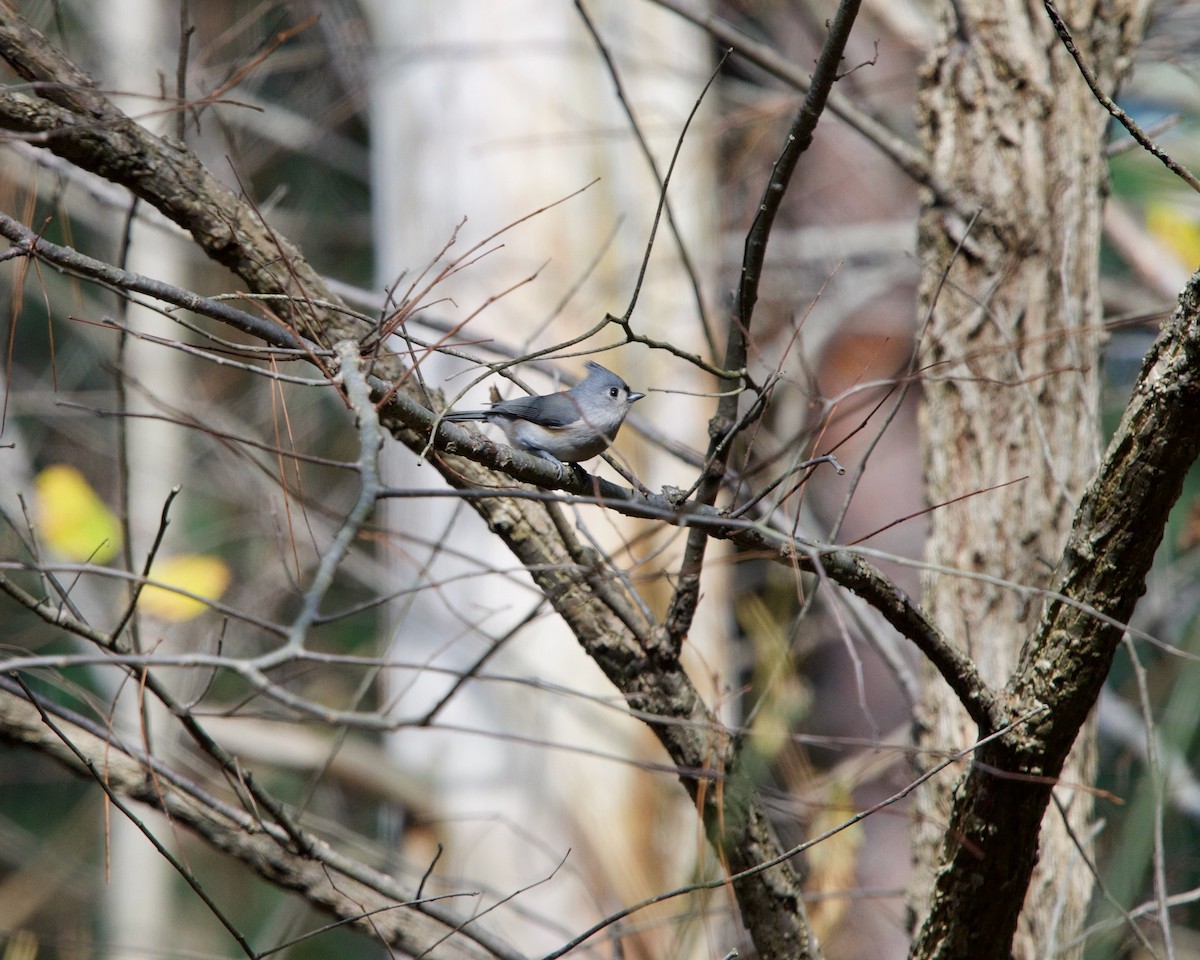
[141,555,231,621]
[35,465,122,562]
[1146,202,1200,269]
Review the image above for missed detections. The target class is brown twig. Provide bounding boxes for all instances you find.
[1042,0,1200,193]
[663,0,864,656]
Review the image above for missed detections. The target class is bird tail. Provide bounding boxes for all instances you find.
[442,410,488,422]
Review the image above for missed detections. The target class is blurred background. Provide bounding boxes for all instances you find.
[2,1,1200,958]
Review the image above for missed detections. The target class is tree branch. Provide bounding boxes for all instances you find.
[0,10,995,956]
[911,270,1200,959]
[0,680,523,960]
[646,0,969,212]
[664,0,864,653]
[1042,0,1200,193]
[0,11,820,954]
[0,206,999,735]
[0,11,366,343]
[0,212,309,350]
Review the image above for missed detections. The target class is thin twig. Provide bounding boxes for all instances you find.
[664,0,864,654]
[0,214,309,350]
[264,341,382,663]
[174,0,192,142]
[1043,0,1200,194]
[573,0,717,354]
[0,678,523,960]
[646,0,967,211]
[1124,635,1176,960]
[418,603,545,726]
[16,676,259,959]
[109,486,181,643]
[543,707,1047,959]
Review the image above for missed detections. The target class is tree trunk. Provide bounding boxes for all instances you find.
[911,2,1151,957]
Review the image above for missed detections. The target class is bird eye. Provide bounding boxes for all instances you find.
[609,387,619,398]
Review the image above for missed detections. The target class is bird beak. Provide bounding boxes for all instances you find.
[628,392,645,403]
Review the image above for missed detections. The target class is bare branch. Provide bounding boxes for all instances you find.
[665,0,865,657]
[0,213,309,351]
[1042,0,1200,193]
[911,269,1200,960]
[0,10,365,342]
[645,0,968,210]
[0,681,523,960]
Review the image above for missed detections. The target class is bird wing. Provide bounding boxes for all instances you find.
[489,393,579,428]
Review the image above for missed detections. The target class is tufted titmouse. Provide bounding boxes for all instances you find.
[443,361,644,476]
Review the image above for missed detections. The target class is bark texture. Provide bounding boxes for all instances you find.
[912,2,1151,957]
[910,267,1200,960]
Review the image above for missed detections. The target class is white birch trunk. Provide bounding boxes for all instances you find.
[361,3,723,952]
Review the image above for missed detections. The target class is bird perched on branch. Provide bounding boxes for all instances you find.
[443,361,644,478]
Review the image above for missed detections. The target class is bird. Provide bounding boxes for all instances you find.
[442,361,644,477]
